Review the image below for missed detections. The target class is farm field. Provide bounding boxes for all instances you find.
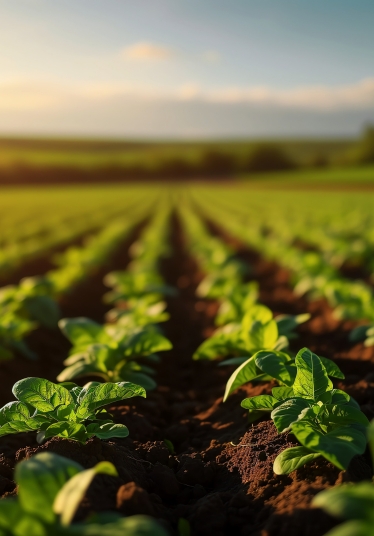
[0,183,374,535]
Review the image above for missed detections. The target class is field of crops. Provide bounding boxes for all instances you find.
[0,184,374,536]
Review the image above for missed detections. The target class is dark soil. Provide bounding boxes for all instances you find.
[0,214,373,535]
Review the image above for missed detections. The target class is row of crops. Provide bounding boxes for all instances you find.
[0,186,373,535]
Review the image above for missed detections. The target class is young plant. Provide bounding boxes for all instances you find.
[224,345,343,401]
[104,270,176,304]
[312,421,374,536]
[106,296,170,328]
[215,281,259,326]
[0,451,167,535]
[194,304,309,362]
[240,348,368,474]
[58,317,172,390]
[0,377,146,443]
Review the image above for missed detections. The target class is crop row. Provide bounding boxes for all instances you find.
[0,198,373,535]
[193,189,374,347]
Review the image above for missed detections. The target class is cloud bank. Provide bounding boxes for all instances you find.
[0,77,373,136]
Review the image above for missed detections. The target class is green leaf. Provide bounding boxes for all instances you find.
[124,331,172,356]
[0,500,48,535]
[319,405,370,428]
[271,398,311,432]
[246,320,279,351]
[272,386,294,401]
[292,421,367,470]
[242,305,273,330]
[293,348,332,401]
[76,382,146,420]
[313,482,374,522]
[16,452,82,524]
[57,362,108,383]
[241,395,279,411]
[273,446,321,474]
[193,330,242,360]
[44,422,87,443]
[59,317,106,349]
[13,378,73,412]
[0,401,33,425]
[255,350,296,386]
[320,356,345,379]
[54,461,118,526]
[223,355,260,401]
[86,422,129,439]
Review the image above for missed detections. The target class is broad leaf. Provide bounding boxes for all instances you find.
[246,320,279,351]
[223,355,260,401]
[44,422,87,443]
[16,452,82,524]
[54,461,118,526]
[273,446,321,475]
[13,378,73,412]
[255,350,296,386]
[292,421,367,470]
[86,422,129,439]
[293,348,332,401]
[124,331,172,357]
[313,482,374,522]
[320,356,345,379]
[241,395,279,411]
[271,398,311,432]
[76,382,146,420]
[59,318,106,348]
[272,386,294,401]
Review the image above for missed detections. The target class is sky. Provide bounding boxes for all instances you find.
[0,0,374,138]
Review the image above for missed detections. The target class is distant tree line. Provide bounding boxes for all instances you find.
[0,127,373,184]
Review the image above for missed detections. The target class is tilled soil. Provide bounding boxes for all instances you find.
[0,215,373,535]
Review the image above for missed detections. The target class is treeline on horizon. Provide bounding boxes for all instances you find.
[0,126,373,184]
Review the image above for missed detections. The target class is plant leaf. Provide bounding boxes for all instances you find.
[292,421,367,470]
[273,446,321,474]
[76,382,146,420]
[124,331,172,357]
[54,461,118,526]
[16,452,82,523]
[313,482,374,522]
[223,355,260,401]
[86,422,129,439]
[13,378,73,412]
[271,398,311,432]
[255,350,296,386]
[241,395,279,411]
[293,348,332,401]
[44,422,87,443]
[320,356,345,379]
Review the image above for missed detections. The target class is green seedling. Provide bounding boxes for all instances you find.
[0,451,167,535]
[58,317,172,390]
[224,345,343,401]
[241,348,368,474]
[194,304,309,362]
[0,377,146,443]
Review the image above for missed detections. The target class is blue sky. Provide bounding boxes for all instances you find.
[0,0,373,137]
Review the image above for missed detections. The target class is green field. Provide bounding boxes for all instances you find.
[0,136,354,170]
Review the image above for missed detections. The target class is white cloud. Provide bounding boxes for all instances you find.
[121,42,174,61]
